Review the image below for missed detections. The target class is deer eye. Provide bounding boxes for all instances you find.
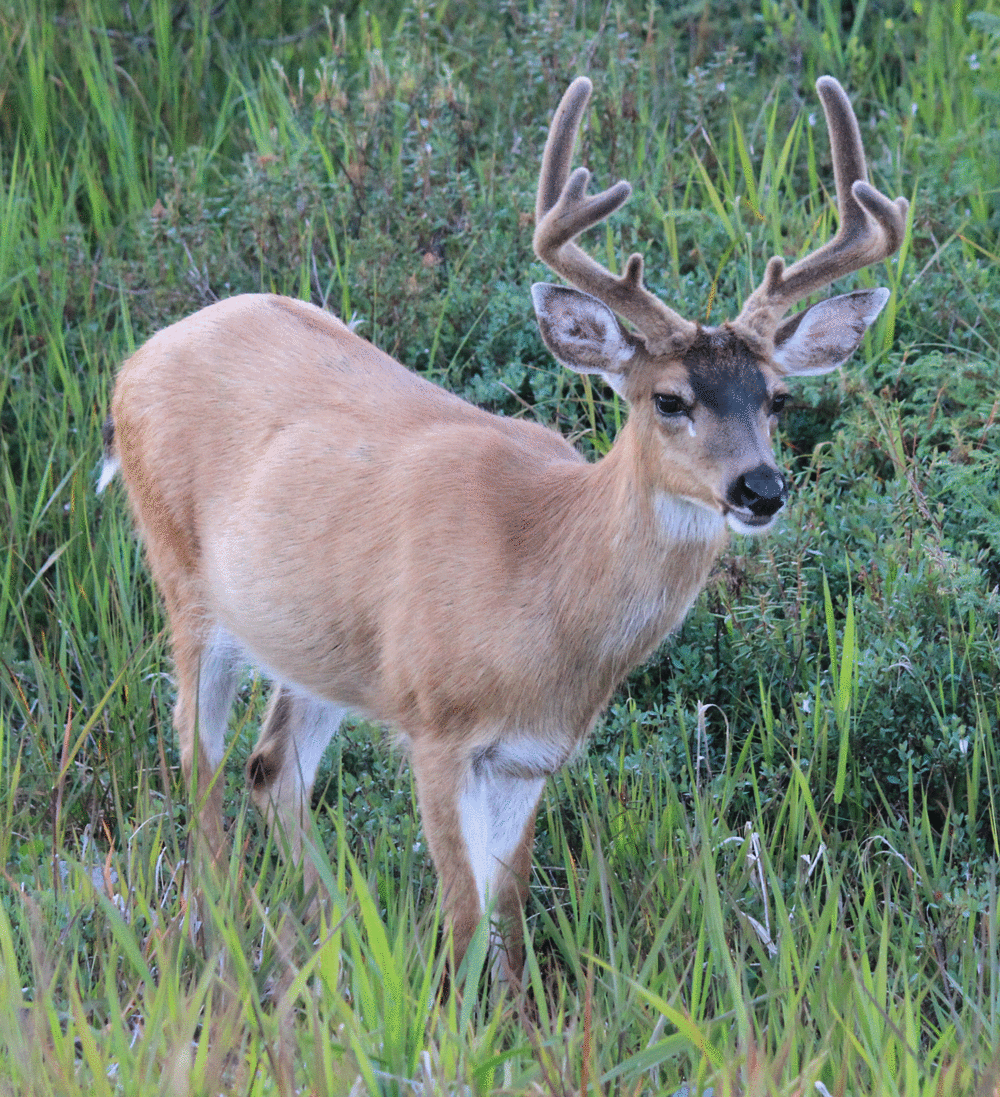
[770,393,789,415]
[654,393,688,417]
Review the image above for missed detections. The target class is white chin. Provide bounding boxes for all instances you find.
[725,511,780,536]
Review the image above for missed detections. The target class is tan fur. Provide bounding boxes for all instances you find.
[105,75,905,985]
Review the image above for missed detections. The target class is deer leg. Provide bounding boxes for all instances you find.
[486,785,541,984]
[247,686,345,883]
[462,763,545,985]
[172,622,241,864]
[411,738,544,985]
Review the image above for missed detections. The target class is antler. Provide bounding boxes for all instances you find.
[735,76,909,341]
[534,77,697,356]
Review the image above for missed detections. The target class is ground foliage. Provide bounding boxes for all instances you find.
[1,0,999,1093]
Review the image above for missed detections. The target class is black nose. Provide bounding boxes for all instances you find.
[731,465,787,519]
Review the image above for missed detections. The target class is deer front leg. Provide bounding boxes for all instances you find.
[411,738,545,985]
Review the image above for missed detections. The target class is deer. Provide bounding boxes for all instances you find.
[100,75,907,984]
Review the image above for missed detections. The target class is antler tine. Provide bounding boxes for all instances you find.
[534,77,696,356]
[736,76,909,341]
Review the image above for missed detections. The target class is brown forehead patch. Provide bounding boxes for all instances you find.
[682,329,770,418]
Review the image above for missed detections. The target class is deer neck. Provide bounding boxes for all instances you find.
[540,417,728,677]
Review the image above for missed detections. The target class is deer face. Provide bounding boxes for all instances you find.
[533,279,888,540]
[533,288,787,534]
[645,327,789,533]
[531,75,906,541]
[533,272,896,537]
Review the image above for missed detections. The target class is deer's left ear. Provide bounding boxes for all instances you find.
[772,288,889,377]
[532,283,637,395]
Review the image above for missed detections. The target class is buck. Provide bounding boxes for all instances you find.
[102,76,907,982]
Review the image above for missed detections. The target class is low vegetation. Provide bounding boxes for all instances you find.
[1,1,998,1093]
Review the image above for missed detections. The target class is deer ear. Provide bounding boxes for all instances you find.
[532,283,637,395]
[773,288,889,376]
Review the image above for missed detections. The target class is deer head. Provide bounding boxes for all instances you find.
[532,76,908,534]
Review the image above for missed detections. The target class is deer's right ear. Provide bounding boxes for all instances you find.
[532,283,636,394]
[772,287,889,377]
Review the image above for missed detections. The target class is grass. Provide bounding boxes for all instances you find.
[1,0,999,1092]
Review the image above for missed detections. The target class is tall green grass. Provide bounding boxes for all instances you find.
[2,0,999,1092]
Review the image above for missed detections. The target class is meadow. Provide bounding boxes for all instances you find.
[1,1,999,1093]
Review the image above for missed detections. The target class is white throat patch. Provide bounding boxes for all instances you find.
[653,492,725,543]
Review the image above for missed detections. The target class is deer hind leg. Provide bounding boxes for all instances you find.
[411,738,545,985]
[170,622,242,864]
[247,686,345,881]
